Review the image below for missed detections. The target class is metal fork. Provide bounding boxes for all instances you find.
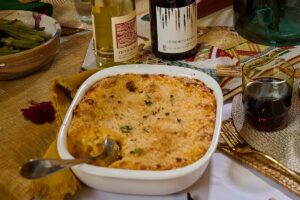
[221,125,300,183]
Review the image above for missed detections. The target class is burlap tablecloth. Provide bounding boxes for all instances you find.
[0,32,92,200]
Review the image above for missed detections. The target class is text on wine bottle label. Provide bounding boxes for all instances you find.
[112,11,138,62]
[156,3,197,53]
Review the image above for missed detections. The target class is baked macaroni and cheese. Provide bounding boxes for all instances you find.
[67,74,216,170]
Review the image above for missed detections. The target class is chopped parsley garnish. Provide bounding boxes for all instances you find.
[120,125,132,133]
[130,147,143,156]
[145,100,153,106]
[145,93,151,99]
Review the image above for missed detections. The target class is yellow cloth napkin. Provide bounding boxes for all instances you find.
[50,69,99,125]
[28,139,80,200]
[28,69,99,199]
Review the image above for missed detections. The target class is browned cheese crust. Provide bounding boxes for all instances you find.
[67,74,216,170]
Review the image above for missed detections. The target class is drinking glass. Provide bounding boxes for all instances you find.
[242,57,295,132]
[74,0,92,24]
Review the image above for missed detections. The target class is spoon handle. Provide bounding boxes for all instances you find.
[20,158,90,179]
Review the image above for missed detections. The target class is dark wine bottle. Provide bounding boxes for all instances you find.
[149,0,198,60]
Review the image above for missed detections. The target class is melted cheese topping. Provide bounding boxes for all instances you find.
[67,74,216,170]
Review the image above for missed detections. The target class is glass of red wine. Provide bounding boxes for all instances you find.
[242,57,295,132]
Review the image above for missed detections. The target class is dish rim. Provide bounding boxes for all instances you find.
[57,64,223,180]
[0,10,61,59]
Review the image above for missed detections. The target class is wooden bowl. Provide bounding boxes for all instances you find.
[0,10,61,80]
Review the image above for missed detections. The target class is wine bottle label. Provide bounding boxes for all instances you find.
[156,3,197,54]
[111,11,138,62]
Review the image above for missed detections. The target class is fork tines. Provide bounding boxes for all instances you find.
[221,120,245,147]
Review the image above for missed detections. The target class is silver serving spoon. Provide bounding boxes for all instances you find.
[20,138,121,179]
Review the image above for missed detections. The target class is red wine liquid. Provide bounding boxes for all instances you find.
[242,77,292,132]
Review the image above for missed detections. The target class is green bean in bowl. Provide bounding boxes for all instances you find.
[0,19,52,55]
[0,10,61,80]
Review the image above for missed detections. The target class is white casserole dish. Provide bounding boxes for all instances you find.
[57,64,223,195]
